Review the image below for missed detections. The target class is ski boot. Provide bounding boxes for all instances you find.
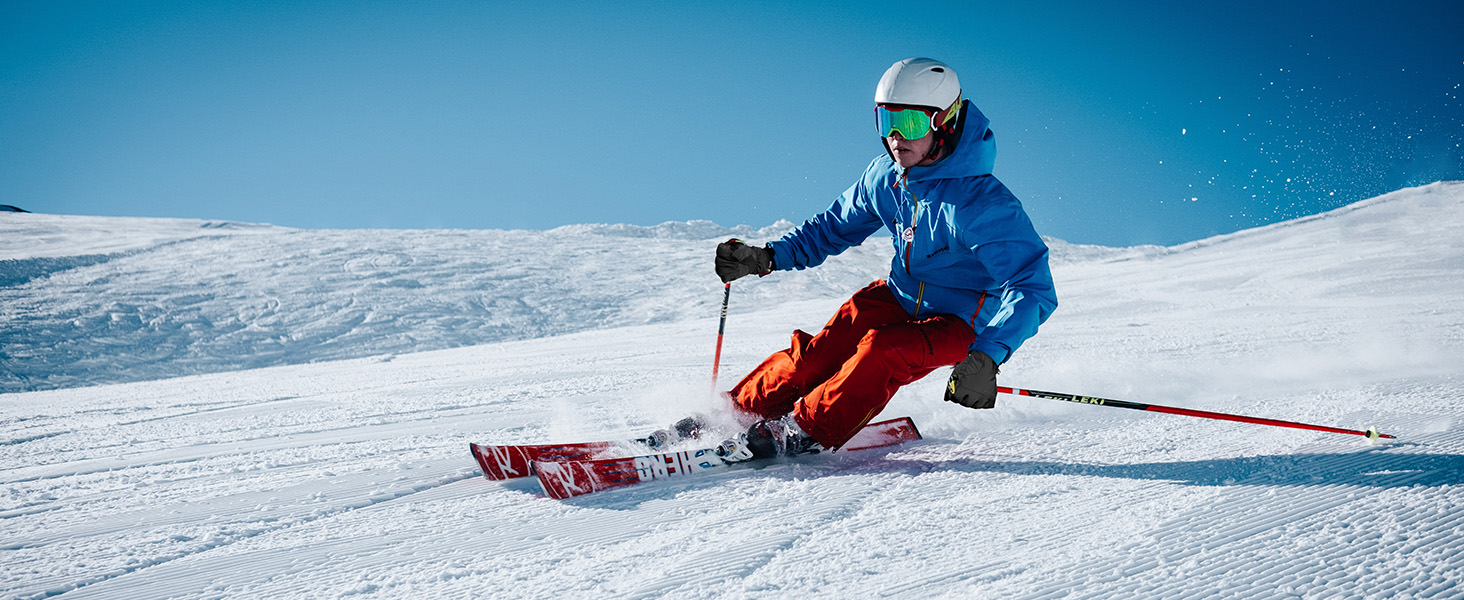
[715,415,823,463]
[641,415,707,450]
[714,433,756,462]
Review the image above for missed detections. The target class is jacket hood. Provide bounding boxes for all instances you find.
[902,100,996,182]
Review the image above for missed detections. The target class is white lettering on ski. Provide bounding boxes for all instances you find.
[635,451,704,482]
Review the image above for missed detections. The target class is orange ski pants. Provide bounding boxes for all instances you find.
[729,280,975,449]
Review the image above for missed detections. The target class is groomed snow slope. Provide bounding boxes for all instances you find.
[2,182,1463,599]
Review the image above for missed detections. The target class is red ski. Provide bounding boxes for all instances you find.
[535,417,922,499]
[472,417,707,480]
[470,440,625,481]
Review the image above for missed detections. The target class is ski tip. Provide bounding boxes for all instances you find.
[902,416,923,441]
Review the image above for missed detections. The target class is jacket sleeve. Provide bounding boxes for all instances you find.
[767,165,886,271]
[965,207,1058,364]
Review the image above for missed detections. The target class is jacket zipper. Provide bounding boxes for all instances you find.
[900,173,926,318]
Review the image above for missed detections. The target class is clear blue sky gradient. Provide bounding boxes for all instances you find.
[3,1,1461,246]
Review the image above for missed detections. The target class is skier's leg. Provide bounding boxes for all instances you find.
[792,314,975,448]
[728,280,909,419]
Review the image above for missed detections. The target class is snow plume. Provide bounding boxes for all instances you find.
[2,182,1464,599]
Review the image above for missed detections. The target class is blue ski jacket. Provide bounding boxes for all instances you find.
[767,101,1057,364]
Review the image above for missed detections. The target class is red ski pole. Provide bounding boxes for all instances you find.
[998,386,1394,441]
[709,282,731,399]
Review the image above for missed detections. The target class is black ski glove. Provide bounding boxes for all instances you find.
[715,238,774,283]
[945,351,998,409]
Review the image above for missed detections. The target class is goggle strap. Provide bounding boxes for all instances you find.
[938,94,962,128]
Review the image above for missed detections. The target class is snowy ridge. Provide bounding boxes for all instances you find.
[2,182,1463,598]
[1160,181,1464,257]
[547,218,797,240]
[0,215,880,393]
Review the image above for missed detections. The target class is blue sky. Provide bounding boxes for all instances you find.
[3,1,1461,246]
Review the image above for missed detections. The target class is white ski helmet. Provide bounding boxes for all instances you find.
[875,58,964,163]
[876,57,961,111]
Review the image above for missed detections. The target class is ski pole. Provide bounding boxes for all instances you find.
[998,386,1394,441]
[709,282,731,399]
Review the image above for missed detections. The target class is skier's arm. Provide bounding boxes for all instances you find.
[768,172,885,271]
[966,208,1058,364]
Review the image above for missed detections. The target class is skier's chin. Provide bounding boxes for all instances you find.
[892,150,921,168]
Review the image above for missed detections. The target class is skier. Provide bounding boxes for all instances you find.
[712,57,1058,461]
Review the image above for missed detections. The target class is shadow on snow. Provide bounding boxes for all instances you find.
[908,445,1464,489]
[543,444,1464,509]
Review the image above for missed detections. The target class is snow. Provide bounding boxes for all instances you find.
[3,181,1463,598]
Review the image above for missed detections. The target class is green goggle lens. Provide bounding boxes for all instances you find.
[875,105,935,139]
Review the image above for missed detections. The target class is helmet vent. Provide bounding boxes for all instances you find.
[876,58,960,109]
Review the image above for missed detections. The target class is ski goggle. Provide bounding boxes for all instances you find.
[875,105,938,139]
